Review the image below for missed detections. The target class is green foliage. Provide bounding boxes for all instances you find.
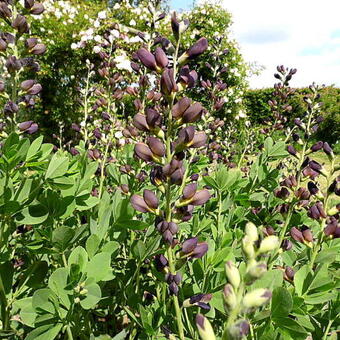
[244,86,340,145]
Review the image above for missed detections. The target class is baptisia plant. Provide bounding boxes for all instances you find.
[0,0,46,135]
[129,11,211,339]
[196,222,278,340]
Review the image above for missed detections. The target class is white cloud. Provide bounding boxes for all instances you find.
[217,0,340,88]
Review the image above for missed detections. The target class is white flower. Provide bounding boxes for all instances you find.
[113,3,120,9]
[114,131,123,139]
[98,10,106,19]
[94,20,100,28]
[94,35,102,42]
[71,43,78,49]
[93,46,101,53]
[129,19,136,26]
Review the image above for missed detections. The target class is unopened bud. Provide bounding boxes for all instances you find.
[225,261,240,290]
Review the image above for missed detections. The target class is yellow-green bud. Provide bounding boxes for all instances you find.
[246,262,267,279]
[79,289,88,295]
[225,261,241,290]
[242,235,255,259]
[223,284,237,310]
[258,235,279,253]
[245,222,258,242]
[74,297,80,304]
[196,314,216,340]
[242,288,272,309]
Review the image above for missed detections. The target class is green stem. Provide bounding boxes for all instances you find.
[66,325,73,340]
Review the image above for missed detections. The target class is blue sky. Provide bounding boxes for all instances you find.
[170,0,340,88]
[170,0,192,10]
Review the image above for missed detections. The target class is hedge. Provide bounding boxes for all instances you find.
[244,87,340,145]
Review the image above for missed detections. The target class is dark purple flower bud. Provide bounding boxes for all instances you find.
[134,142,153,162]
[191,189,210,206]
[133,114,149,132]
[316,201,327,218]
[30,43,46,55]
[93,128,102,139]
[12,15,29,34]
[281,239,293,251]
[170,166,184,185]
[168,222,179,235]
[182,102,203,123]
[308,205,320,220]
[169,282,179,296]
[20,80,35,91]
[26,123,38,134]
[4,101,19,115]
[171,12,180,39]
[294,118,303,128]
[307,181,318,195]
[0,38,7,51]
[71,123,80,132]
[274,187,290,199]
[154,47,168,69]
[301,227,313,242]
[27,83,42,95]
[25,38,38,49]
[157,220,168,233]
[323,142,333,156]
[186,37,208,60]
[309,160,322,173]
[290,227,304,243]
[163,230,173,244]
[18,121,33,131]
[154,254,168,272]
[70,147,79,156]
[302,166,319,180]
[146,108,161,128]
[324,219,337,236]
[136,48,157,71]
[191,132,207,148]
[173,273,182,285]
[24,0,34,8]
[284,266,295,282]
[182,237,198,254]
[192,242,208,258]
[172,97,191,119]
[0,3,12,19]
[264,226,275,236]
[311,141,323,152]
[5,56,21,73]
[131,194,149,213]
[183,183,197,200]
[287,145,297,156]
[143,189,158,210]
[161,68,178,96]
[147,137,165,157]
[0,81,4,92]
[30,3,45,15]
[179,65,198,88]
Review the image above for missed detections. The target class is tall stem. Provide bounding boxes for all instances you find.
[163,36,185,340]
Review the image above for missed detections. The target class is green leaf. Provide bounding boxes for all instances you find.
[294,265,311,296]
[79,282,101,310]
[271,287,293,318]
[26,136,43,161]
[52,226,75,251]
[15,205,49,225]
[25,323,63,340]
[274,317,308,337]
[86,252,111,282]
[26,261,49,289]
[68,246,88,273]
[251,269,283,291]
[45,154,69,179]
[86,235,101,259]
[315,248,339,264]
[32,288,57,314]
[48,268,71,309]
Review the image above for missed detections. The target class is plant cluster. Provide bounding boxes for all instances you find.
[0,1,339,340]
